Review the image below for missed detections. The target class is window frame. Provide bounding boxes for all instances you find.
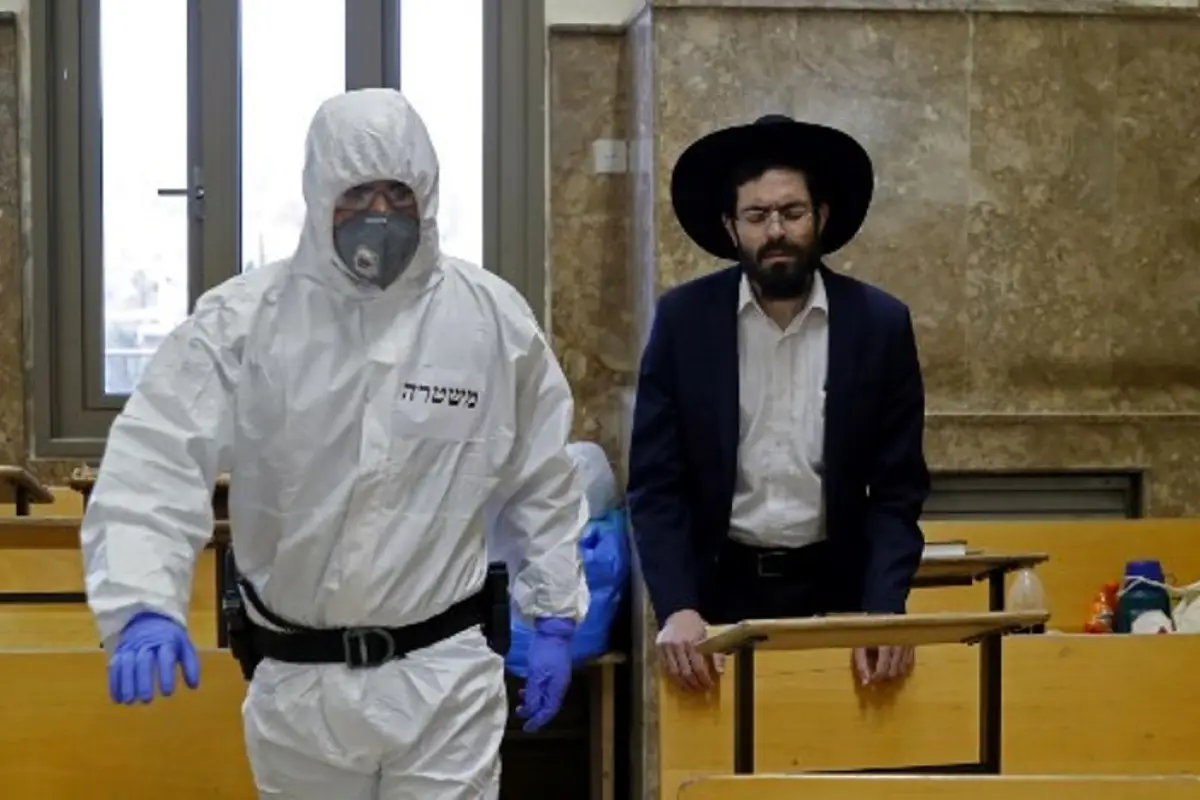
[483,0,547,325]
[29,0,545,460]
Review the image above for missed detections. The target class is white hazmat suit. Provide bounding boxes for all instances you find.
[565,441,619,519]
[487,441,618,592]
[81,88,590,799]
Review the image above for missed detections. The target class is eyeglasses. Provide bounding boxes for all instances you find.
[336,181,416,212]
[735,204,813,227]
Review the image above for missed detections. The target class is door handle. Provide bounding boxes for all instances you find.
[157,186,205,200]
[157,166,206,221]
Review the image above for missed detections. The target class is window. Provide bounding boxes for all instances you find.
[30,0,545,458]
[240,0,347,272]
[98,0,190,396]
[401,0,484,265]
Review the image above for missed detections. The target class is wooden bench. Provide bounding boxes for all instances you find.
[0,508,626,799]
[0,649,255,797]
[677,774,1200,799]
[0,516,223,648]
[0,647,624,799]
[1000,634,1192,774]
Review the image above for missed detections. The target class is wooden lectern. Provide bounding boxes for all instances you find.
[696,610,1049,776]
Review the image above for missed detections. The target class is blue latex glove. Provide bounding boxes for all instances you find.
[108,611,200,705]
[517,617,575,732]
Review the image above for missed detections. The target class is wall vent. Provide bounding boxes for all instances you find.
[921,471,1142,521]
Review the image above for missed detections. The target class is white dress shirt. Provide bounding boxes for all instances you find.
[728,270,829,549]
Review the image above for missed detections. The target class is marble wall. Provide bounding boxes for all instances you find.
[546,4,1200,507]
[0,21,21,466]
[646,7,1200,410]
[633,5,1200,515]
[547,32,639,472]
[0,16,79,484]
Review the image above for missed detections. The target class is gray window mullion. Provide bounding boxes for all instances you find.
[33,0,116,455]
[195,0,241,296]
[483,0,546,326]
[346,0,400,91]
[185,0,204,301]
[29,0,56,454]
[383,0,400,89]
[77,0,118,412]
[33,0,108,454]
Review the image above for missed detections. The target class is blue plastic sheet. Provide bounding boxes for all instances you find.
[505,508,630,677]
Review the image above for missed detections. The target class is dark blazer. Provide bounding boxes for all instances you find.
[627,265,930,627]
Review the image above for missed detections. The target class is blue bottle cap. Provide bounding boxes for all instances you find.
[1124,559,1165,583]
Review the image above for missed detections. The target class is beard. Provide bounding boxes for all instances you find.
[738,237,821,300]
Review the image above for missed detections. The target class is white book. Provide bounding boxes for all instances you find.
[922,540,973,559]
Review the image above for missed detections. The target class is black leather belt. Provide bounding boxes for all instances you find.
[251,591,485,669]
[724,540,830,579]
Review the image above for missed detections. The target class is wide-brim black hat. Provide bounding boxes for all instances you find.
[670,115,874,259]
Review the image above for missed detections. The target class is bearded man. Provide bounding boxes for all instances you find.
[627,115,931,692]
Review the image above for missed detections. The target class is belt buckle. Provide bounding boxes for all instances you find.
[756,552,786,579]
[342,627,397,669]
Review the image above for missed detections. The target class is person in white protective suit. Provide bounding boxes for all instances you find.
[488,440,619,583]
[80,88,590,800]
[567,441,619,519]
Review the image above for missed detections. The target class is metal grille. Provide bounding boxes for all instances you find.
[921,471,1142,521]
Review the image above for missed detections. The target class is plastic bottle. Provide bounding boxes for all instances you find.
[1083,581,1119,633]
[1006,568,1048,634]
[1114,560,1173,634]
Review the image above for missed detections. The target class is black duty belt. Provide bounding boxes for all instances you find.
[250,591,485,669]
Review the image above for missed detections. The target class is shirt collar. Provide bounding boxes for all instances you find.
[738,268,829,318]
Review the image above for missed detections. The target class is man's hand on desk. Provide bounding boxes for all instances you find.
[657,609,724,692]
[853,645,914,686]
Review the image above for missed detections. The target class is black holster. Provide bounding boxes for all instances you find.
[482,561,511,657]
[220,550,263,681]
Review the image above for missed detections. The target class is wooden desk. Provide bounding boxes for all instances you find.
[0,465,54,516]
[697,611,1048,776]
[677,774,1200,799]
[914,553,1048,610]
[916,520,1200,628]
[913,551,1050,758]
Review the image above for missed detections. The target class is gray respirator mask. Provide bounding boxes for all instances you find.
[333,211,421,290]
